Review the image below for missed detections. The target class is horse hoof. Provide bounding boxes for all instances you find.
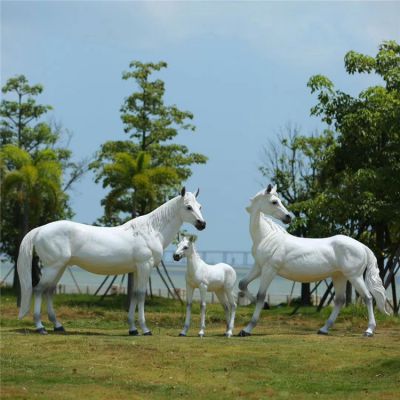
[143,331,152,336]
[198,333,205,338]
[36,327,48,335]
[129,329,139,336]
[317,330,328,336]
[238,330,251,337]
[363,332,374,338]
[224,333,232,338]
[54,326,66,333]
[179,333,186,337]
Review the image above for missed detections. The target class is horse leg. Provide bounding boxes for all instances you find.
[239,266,277,336]
[33,263,65,334]
[128,271,139,335]
[33,288,46,334]
[136,264,152,335]
[46,288,64,332]
[215,290,230,335]
[180,285,194,336]
[225,289,237,338]
[198,283,207,337]
[318,275,347,335]
[348,275,376,337]
[238,264,261,303]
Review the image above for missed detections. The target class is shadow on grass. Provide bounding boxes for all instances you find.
[8,328,134,337]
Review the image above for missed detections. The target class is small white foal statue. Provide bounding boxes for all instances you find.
[173,236,237,337]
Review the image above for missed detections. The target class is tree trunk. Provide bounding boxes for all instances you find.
[12,260,21,306]
[13,199,30,306]
[375,223,386,280]
[345,282,352,306]
[300,283,312,306]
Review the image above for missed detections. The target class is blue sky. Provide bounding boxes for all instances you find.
[2,1,399,251]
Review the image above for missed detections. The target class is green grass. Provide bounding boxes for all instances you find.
[1,288,399,400]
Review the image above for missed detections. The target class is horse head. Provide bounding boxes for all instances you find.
[179,187,206,231]
[173,235,194,261]
[248,184,292,224]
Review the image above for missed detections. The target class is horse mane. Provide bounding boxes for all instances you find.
[261,215,288,235]
[124,196,181,233]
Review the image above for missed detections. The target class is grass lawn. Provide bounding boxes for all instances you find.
[1,288,399,400]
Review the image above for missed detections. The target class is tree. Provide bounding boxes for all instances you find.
[90,61,207,222]
[98,151,179,224]
[308,41,400,270]
[90,61,207,301]
[1,144,65,235]
[1,75,53,150]
[1,75,86,297]
[307,41,400,313]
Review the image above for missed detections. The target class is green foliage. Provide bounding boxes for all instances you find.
[262,40,400,282]
[0,75,84,268]
[259,125,336,238]
[98,151,179,224]
[0,75,54,150]
[1,144,65,217]
[308,41,400,259]
[91,61,207,224]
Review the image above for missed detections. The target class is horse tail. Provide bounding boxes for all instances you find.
[17,227,40,319]
[364,247,391,316]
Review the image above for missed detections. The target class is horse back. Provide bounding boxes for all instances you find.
[34,220,152,273]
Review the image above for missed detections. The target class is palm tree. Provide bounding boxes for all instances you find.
[1,144,65,295]
[100,151,179,223]
[1,144,64,230]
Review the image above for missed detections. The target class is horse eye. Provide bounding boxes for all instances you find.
[272,200,278,205]
[183,246,188,250]
[186,206,193,211]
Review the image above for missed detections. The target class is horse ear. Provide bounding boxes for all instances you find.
[181,187,186,197]
[195,188,200,198]
[265,184,272,194]
[272,184,277,194]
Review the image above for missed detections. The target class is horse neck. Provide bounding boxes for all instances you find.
[128,196,183,249]
[151,197,183,248]
[186,245,201,273]
[248,204,284,247]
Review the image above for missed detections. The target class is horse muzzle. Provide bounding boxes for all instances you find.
[283,214,292,224]
[173,254,182,261]
[195,220,206,231]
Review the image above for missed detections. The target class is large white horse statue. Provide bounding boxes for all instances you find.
[17,187,206,335]
[238,184,390,337]
[173,236,237,337]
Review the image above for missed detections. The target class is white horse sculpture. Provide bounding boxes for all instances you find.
[238,184,390,337]
[17,187,206,335]
[173,236,237,337]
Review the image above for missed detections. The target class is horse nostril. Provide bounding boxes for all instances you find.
[195,220,206,230]
[285,214,292,224]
